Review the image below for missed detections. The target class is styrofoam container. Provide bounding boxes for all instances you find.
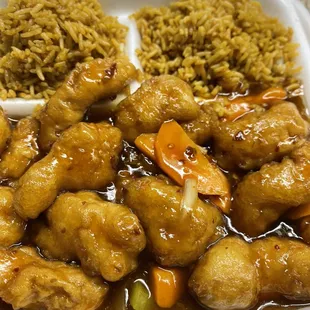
[0,0,310,117]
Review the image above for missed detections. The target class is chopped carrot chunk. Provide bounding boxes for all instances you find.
[150,266,187,309]
[135,121,231,214]
[154,120,229,197]
[209,194,231,215]
[135,133,156,159]
[224,87,287,121]
[224,102,253,121]
[232,87,287,105]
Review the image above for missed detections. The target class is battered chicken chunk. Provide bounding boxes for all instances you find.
[39,56,136,151]
[181,104,216,145]
[34,191,146,282]
[231,142,310,237]
[189,237,258,310]
[0,246,108,310]
[0,117,39,180]
[0,187,25,246]
[213,102,309,170]
[115,75,200,142]
[124,176,223,266]
[14,122,122,220]
[0,108,11,154]
[189,236,310,310]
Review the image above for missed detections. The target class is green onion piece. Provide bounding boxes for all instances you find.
[130,280,156,310]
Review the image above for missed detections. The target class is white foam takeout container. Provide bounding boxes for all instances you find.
[0,0,310,117]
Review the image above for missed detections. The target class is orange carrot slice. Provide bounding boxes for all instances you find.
[209,194,231,215]
[224,102,254,121]
[286,203,310,220]
[135,124,231,214]
[135,133,156,159]
[224,87,287,121]
[150,266,187,309]
[154,120,229,197]
[232,87,287,105]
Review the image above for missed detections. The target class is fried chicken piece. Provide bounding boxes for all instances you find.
[0,246,108,310]
[181,104,216,145]
[115,75,200,142]
[38,57,136,151]
[34,191,146,282]
[0,187,25,246]
[252,238,310,300]
[189,236,310,310]
[124,176,223,266]
[189,237,258,310]
[213,102,309,170]
[0,107,11,154]
[0,117,39,180]
[14,122,122,220]
[231,142,310,237]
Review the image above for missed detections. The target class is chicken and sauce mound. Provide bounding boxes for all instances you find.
[0,56,309,310]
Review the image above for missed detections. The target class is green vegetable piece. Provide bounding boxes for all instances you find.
[130,280,157,310]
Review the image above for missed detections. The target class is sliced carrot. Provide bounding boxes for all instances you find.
[134,123,231,214]
[224,102,254,121]
[231,87,287,105]
[223,87,287,121]
[150,266,187,309]
[135,133,156,159]
[154,120,229,197]
[286,203,310,220]
[209,194,231,215]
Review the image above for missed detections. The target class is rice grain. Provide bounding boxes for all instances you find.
[0,0,127,101]
[133,0,301,98]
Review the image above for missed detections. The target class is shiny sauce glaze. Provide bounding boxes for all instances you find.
[1,92,309,310]
[97,141,310,310]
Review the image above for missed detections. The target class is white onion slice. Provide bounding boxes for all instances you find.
[180,178,198,214]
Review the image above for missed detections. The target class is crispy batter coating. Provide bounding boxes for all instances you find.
[189,237,259,310]
[39,57,136,151]
[115,75,200,142]
[0,117,39,180]
[0,246,108,310]
[0,187,25,247]
[231,142,310,237]
[0,107,11,154]
[181,104,216,145]
[252,238,310,299]
[125,176,223,266]
[213,102,309,170]
[14,122,122,220]
[34,191,146,282]
[189,236,310,310]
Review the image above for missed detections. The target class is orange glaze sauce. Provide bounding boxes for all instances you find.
[0,90,309,310]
